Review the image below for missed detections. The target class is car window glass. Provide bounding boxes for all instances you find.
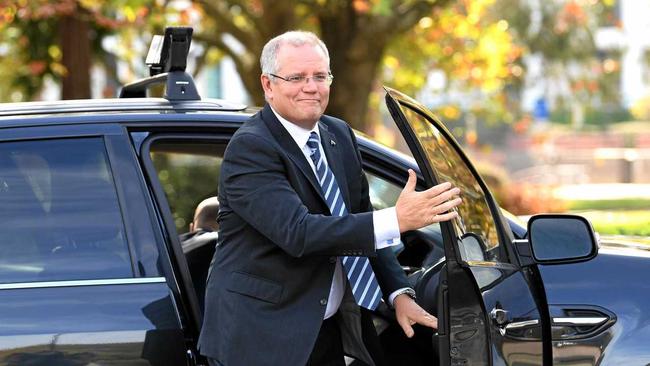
[148,139,225,308]
[398,106,505,263]
[149,141,225,235]
[366,171,444,268]
[366,172,401,210]
[0,138,132,283]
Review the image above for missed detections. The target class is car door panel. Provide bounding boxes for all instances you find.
[0,281,185,365]
[384,88,548,365]
[0,125,191,365]
[539,253,648,365]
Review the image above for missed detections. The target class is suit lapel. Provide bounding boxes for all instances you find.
[318,122,352,211]
[259,105,327,204]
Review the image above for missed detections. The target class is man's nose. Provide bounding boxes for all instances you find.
[301,77,319,91]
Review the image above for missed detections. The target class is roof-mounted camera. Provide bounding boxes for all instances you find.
[119,26,200,101]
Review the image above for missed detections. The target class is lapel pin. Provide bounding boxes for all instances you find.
[330,139,336,146]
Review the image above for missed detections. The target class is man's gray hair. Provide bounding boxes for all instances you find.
[260,31,330,75]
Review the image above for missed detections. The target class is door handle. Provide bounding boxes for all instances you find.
[491,308,541,338]
[505,319,540,329]
[490,308,508,326]
[552,317,608,326]
[549,305,616,340]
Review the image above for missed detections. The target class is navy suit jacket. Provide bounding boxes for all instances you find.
[198,104,409,365]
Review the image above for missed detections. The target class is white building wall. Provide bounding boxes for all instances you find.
[619,0,650,107]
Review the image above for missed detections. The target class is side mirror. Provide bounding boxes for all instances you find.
[514,214,598,266]
[458,232,487,262]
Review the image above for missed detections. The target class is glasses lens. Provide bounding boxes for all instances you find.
[287,75,304,83]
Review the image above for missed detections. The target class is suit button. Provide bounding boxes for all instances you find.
[329,257,336,264]
[320,298,328,306]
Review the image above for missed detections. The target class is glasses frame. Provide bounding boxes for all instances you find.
[268,72,334,86]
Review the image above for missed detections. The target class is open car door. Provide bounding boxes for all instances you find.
[385,87,550,366]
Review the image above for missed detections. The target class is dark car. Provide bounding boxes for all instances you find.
[0,27,648,366]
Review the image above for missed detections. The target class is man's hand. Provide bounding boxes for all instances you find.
[396,169,461,233]
[394,293,438,338]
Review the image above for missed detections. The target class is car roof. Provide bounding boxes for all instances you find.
[0,97,249,117]
[0,94,416,173]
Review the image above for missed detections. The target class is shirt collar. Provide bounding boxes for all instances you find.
[270,106,320,149]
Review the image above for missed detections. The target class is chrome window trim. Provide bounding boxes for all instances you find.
[0,277,166,290]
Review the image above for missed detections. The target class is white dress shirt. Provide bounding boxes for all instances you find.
[271,108,404,318]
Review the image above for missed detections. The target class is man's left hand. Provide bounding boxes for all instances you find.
[394,293,438,338]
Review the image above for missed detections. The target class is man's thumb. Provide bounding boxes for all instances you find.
[403,169,416,193]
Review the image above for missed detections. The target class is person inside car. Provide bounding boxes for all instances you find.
[180,196,220,309]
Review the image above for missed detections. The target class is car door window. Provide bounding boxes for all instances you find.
[397,106,507,263]
[366,171,445,268]
[145,138,226,309]
[366,172,401,210]
[0,138,132,283]
[149,140,225,234]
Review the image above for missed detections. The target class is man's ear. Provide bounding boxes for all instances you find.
[189,222,194,232]
[261,74,273,101]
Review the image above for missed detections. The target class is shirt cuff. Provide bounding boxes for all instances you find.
[388,287,415,306]
[373,207,400,250]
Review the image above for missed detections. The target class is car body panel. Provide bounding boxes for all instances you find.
[539,247,650,365]
[0,281,186,365]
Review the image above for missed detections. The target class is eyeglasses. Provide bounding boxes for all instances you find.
[269,73,334,86]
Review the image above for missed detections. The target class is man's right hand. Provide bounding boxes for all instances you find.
[396,169,461,233]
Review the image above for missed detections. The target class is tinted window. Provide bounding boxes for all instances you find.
[366,171,444,268]
[150,141,225,234]
[0,138,132,283]
[366,172,401,210]
[398,106,505,263]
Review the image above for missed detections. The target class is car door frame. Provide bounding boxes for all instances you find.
[132,128,235,323]
[383,87,553,365]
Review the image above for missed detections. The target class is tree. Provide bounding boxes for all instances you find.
[192,0,451,132]
[383,0,523,127]
[0,0,160,101]
[494,0,621,127]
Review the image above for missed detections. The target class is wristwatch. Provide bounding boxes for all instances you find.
[394,288,417,301]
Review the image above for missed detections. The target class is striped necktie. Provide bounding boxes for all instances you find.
[306,131,382,310]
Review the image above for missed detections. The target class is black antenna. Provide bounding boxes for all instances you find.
[119,27,200,101]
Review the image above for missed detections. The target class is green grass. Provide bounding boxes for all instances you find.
[566,199,650,211]
[574,210,650,237]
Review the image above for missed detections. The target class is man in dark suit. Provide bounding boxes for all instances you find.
[198,31,461,366]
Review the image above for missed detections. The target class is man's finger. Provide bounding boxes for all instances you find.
[397,316,415,338]
[432,210,458,223]
[415,313,438,329]
[432,198,463,214]
[423,181,453,198]
[402,169,417,193]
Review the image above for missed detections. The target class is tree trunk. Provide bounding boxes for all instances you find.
[320,8,389,132]
[59,14,91,100]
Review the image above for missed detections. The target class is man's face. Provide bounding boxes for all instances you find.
[261,43,330,129]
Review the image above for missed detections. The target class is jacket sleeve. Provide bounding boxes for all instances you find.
[221,132,376,258]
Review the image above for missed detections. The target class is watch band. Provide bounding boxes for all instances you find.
[394,288,416,301]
